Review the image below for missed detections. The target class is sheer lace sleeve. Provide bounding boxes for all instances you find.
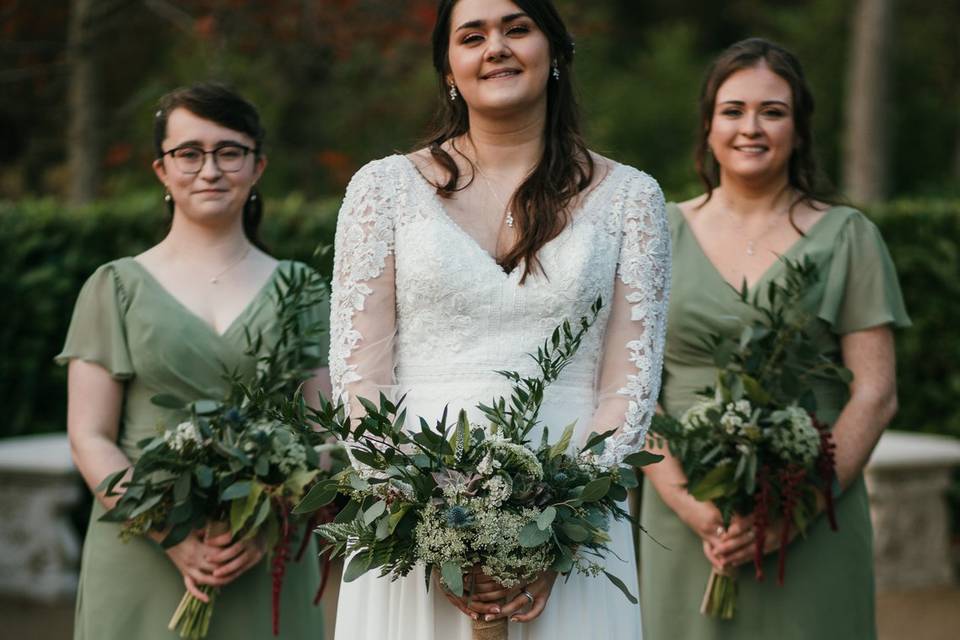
[588,171,671,467]
[330,158,399,420]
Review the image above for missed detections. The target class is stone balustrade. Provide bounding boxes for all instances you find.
[1,429,959,604]
[865,430,960,592]
[0,433,81,602]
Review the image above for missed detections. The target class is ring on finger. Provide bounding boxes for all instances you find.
[521,589,535,611]
[715,526,724,537]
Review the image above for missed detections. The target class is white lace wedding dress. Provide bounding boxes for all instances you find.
[329,154,670,640]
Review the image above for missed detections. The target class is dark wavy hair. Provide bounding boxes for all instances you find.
[426,0,593,282]
[695,38,834,221]
[153,82,268,252]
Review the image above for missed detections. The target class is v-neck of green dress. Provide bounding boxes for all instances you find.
[662,201,910,425]
[56,257,312,460]
[125,257,281,340]
[673,203,840,294]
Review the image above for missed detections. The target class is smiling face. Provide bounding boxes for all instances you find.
[153,107,265,228]
[446,0,552,116]
[707,63,797,185]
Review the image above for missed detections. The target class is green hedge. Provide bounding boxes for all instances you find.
[870,200,960,439]
[0,193,338,438]
[0,195,957,441]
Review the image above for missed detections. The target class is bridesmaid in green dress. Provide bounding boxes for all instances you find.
[640,39,910,639]
[57,83,328,639]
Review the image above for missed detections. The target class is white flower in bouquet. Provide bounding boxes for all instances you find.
[486,438,543,480]
[414,502,472,565]
[680,399,723,432]
[767,405,820,465]
[481,475,513,506]
[163,421,205,452]
[475,506,552,588]
[719,400,754,435]
[476,450,497,476]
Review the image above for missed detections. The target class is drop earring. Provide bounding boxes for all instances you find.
[163,190,172,203]
[552,61,560,80]
[449,83,459,101]
[249,189,258,202]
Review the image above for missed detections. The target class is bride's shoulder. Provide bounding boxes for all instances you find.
[349,153,410,183]
[589,152,663,199]
[404,146,456,187]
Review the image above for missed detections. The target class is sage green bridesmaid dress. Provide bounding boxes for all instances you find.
[640,204,910,639]
[56,257,328,640]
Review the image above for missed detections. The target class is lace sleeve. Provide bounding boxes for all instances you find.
[329,158,399,419]
[589,171,671,467]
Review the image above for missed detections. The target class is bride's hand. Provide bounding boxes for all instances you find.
[435,569,481,620]
[465,570,520,618]
[501,570,557,623]
[437,569,558,623]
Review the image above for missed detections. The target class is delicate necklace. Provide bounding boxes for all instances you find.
[475,164,516,228]
[209,245,252,284]
[730,209,788,256]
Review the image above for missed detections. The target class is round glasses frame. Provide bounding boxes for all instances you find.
[160,144,255,174]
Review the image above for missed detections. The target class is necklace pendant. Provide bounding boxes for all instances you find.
[746,241,756,256]
[505,211,514,228]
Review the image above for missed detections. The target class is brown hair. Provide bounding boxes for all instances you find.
[154,82,268,252]
[695,38,834,218]
[426,0,593,282]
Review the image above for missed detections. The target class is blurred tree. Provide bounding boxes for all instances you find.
[1,1,957,201]
[66,0,102,204]
[843,0,893,203]
[888,0,960,195]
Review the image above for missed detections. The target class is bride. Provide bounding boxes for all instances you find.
[329,0,670,638]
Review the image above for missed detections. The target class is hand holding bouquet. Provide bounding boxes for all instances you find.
[650,258,847,619]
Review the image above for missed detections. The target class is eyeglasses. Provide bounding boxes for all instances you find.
[161,144,254,174]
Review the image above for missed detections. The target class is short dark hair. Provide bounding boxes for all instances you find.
[154,82,268,251]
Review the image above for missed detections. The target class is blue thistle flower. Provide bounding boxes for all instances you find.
[445,505,475,529]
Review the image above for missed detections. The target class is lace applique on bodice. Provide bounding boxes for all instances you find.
[330,154,670,467]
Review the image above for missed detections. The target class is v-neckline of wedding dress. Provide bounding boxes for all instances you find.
[399,154,625,278]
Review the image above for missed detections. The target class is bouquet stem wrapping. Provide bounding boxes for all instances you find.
[699,568,736,620]
[472,617,508,640]
[168,522,229,638]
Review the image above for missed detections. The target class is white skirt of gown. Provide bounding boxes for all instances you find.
[333,373,644,640]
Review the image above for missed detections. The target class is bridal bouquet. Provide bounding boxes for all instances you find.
[97,265,344,639]
[650,258,847,619]
[289,298,661,639]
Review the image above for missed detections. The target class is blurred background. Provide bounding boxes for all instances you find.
[0,0,958,637]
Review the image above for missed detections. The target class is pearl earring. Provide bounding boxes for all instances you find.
[163,191,172,203]
[449,84,459,101]
[552,62,560,80]
[249,191,258,202]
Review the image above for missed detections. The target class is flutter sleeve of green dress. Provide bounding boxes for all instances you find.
[55,262,134,379]
[817,210,911,334]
